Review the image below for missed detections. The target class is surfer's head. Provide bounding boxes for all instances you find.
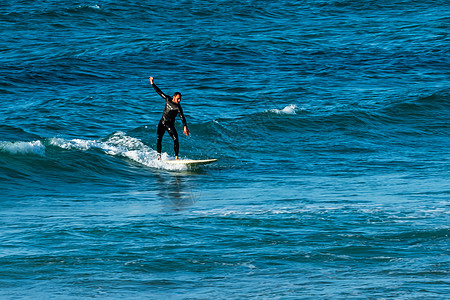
[172,92,181,104]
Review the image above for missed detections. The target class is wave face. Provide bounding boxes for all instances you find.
[0,1,449,299]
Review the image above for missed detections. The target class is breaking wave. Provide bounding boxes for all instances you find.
[0,140,45,156]
[268,104,300,115]
[49,131,187,171]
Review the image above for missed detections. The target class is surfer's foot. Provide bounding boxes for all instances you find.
[175,156,179,160]
[157,154,161,160]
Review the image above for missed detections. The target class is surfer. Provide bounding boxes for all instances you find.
[149,77,190,160]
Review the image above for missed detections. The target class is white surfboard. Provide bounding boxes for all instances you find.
[163,158,217,166]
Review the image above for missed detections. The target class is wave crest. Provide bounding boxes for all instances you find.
[268,104,300,115]
[49,132,186,170]
[0,140,45,156]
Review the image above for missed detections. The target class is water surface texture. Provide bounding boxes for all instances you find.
[1,1,449,299]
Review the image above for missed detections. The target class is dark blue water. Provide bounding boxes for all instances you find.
[1,1,449,298]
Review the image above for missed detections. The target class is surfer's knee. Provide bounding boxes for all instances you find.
[168,128,178,141]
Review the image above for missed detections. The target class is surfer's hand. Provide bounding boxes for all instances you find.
[149,77,154,84]
[184,126,190,136]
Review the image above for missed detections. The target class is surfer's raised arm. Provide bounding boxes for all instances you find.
[149,77,170,101]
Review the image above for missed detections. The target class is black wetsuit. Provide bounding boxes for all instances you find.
[151,83,187,157]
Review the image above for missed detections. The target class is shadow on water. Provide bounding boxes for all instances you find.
[152,169,207,211]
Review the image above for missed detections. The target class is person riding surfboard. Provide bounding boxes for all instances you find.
[149,77,190,160]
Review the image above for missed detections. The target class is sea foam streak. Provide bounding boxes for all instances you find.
[49,132,186,170]
[0,140,45,156]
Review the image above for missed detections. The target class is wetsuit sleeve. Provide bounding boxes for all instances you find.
[151,83,171,101]
[178,106,188,127]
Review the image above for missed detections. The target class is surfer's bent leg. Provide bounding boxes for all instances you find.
[166,125,179,157]
[156,120,165,156]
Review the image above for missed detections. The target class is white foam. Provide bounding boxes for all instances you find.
[49,132,186,171]
[269,104,299,115]
[0,140,45,156]
[77,4,101,9]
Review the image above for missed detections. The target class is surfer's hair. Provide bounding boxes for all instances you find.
[173,92,182,97]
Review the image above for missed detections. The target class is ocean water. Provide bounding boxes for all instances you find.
[1,0,449,298]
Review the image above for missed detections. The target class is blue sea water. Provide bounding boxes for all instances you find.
[1,0,449,298]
